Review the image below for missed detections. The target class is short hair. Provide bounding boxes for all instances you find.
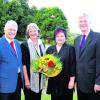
[26,23,40,38]
[4,20,18,31]
[54,28,67,39]
[78,13,90,21]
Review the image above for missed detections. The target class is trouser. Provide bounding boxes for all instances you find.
[0,73,22,100]
[77,89,100,100]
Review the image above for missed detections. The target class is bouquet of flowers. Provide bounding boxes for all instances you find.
[32,54,62,77]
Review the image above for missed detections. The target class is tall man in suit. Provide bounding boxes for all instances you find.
[0,20,23,100]
[74,13,100,100]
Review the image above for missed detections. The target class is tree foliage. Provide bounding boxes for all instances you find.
[0,0,37,36]
[67,32,79,46]
[0,0,77,45]
[33,7,68,43]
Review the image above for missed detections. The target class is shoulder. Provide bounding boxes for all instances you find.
[0,37,3,50]
[94,32,100,38]
[46,45,55,54]
[21,41,29,50]
[74,35,81,44]
[14,39,20,46]
[69,45,75,52]
[90,30,100,36]
[47,45,55,50]
[0,36,5,43]
[64,43,74,49]
[0,37,2,43]
[21,41,28,47]
[14,39,20,43]
[75,35,81,40]
[65,44,75,53]
[91,31,100,41]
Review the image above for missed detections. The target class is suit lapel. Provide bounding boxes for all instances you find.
[75,36,81,59]
[80,31,93,56]
[14,40,20,58]
[53,45,57,55]
[58,43,66,54]
[2,36,17,57]
[2,36,14,53]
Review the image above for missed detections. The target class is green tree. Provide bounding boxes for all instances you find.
[33,7,68,44]
[0,0,77,45]
[67,32,79,46]
[0,0,23,36]
[0,0,37,37]
[17,0,37,35]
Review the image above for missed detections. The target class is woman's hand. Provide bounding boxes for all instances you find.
[25,79,30,89]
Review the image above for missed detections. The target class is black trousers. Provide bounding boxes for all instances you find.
[77,89,100,100]
[51,89,73,100]
[24,87,42,100]
[24,73,42,100]
[0,73,22,100]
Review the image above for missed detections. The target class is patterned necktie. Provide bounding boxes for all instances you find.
[10,41,16,53]
[80,35,86,49]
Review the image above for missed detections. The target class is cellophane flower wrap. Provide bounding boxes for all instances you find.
[32,54,62,77]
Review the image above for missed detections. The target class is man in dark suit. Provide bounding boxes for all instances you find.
[74,13,100,100]
[0,20,23,100]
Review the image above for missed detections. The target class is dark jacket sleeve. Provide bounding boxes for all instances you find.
[21,42,30,65]
[21,42,30,80]
[69,46,76,77]
[95,34,100,85]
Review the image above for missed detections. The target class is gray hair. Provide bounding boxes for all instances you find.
[4,20,18,31]
[78,13,91,24]
[26,23,40,38]
[79,13,90,20]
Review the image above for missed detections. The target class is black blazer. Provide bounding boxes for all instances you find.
[74,30,100,93]
[46,43,76,95]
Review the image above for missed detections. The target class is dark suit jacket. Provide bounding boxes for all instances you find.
[46,43,76,95]
[74,30,100,93]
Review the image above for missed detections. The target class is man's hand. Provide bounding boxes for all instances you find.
[94,84,100,93]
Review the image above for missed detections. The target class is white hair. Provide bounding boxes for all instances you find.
[26,23,40,35]
[4,20,18,31]
[78,13,91,21]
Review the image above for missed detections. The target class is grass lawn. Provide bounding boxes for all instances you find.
[21,93,77,100]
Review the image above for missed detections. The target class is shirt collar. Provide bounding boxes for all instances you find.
[81,30,90,38]
[28,38,42,45]
[4,35,14,43]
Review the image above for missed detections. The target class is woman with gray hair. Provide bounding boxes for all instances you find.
[21,23,46,100]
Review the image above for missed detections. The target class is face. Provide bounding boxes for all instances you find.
[55,32,66,45]
[78,16,90,34]
[28,27,38,41]
[4,25,17,40]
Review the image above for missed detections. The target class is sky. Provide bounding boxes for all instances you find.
[28,0,100,33]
